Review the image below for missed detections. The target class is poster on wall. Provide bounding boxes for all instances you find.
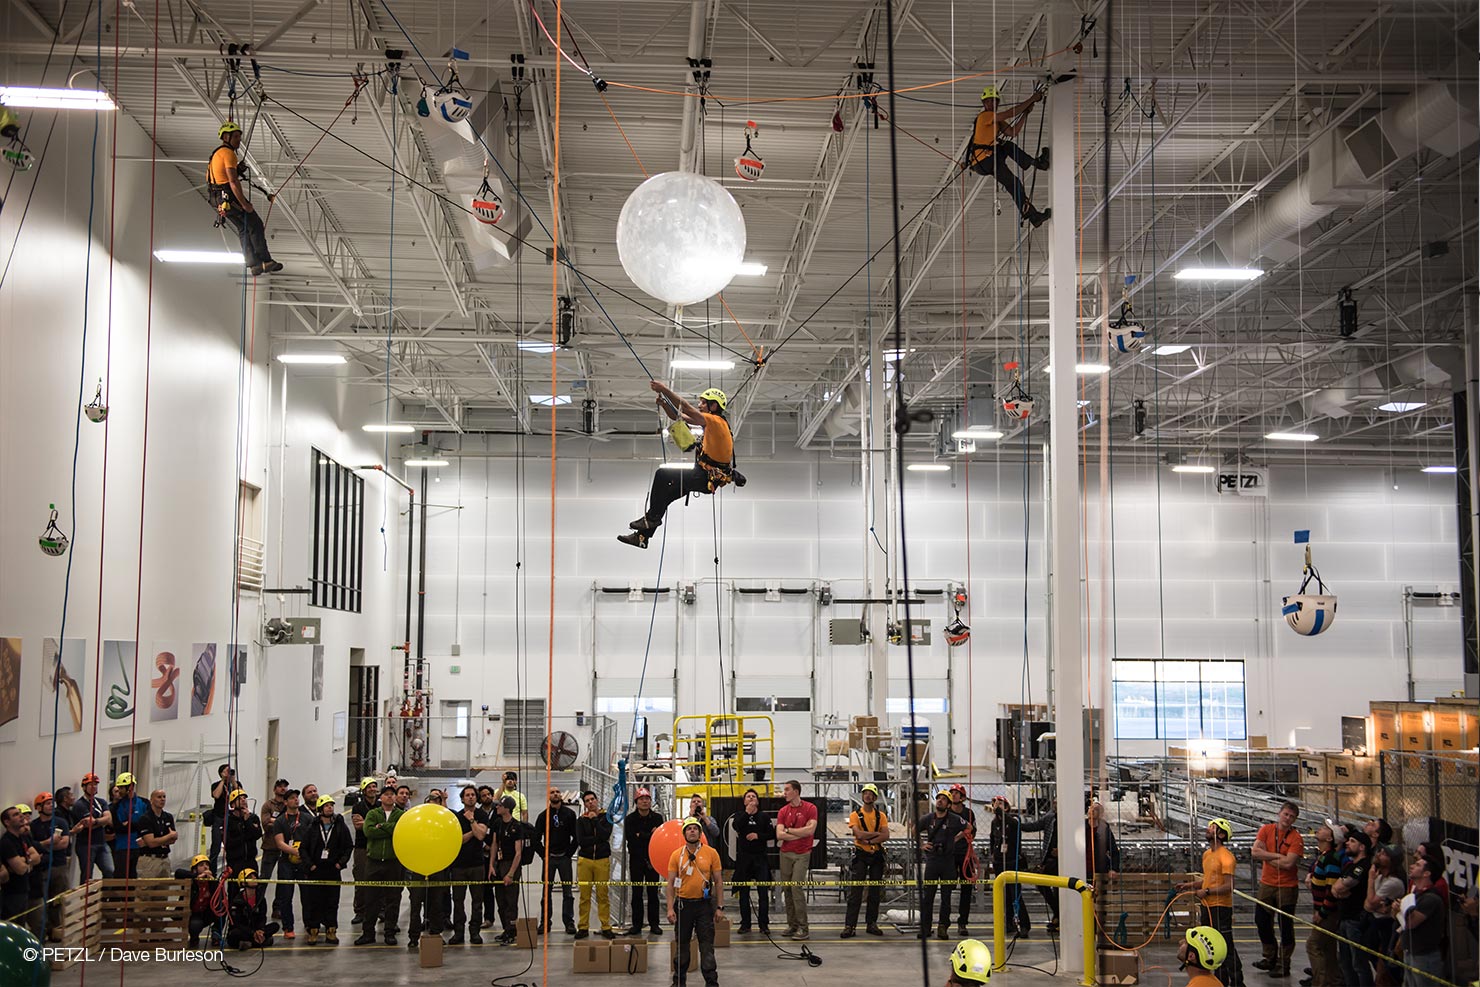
[311,646,324,702]
[332,710,347,752]
[150,643,182,722]
[39,638,86,736]
[0,637,20,743]
[229,646,247,700]
[100,640,136,728]
[190,643,217,717]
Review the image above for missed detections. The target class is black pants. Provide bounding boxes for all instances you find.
[954,853,974,925]
[1036,854,1058,923]
[542,855,575,931]
[493,861,519,933]
[223,206,272,269]
[301,873,342,931]
[970,140,1038,214]
[1204,903,1245,987]
[731,853,770,930]
[672,896,718,987]
[111,847,139,879]
[408,869,448,938]
[188,912,220,947]
[450,863,485,932]
[364,857,402,935]
[629,858,662,929]
[643,466,711,527]
[920,857,955,930]
[274,858,298,931]
[844,851,885,929]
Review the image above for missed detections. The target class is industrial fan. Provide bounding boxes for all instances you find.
[541,730,581,770]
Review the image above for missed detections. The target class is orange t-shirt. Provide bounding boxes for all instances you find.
[668,843,721,900]
[698,412,733,467]
[967,109,1002,167]
[1186,972,1224,987]
[1201,846,1235,908]
[208,145,239,186]
[1255,823,1304,888]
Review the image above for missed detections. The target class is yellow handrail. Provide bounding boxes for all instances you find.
[991,870,1096,986]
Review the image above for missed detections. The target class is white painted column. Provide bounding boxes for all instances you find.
[1046,12,1087,974]
[866,336,890,718]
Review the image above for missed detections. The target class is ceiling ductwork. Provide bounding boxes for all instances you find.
[1218,82,1478,266]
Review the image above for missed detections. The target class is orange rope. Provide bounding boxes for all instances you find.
[543,5,562,985]
[598,91,648,179]
[716,294,762,363]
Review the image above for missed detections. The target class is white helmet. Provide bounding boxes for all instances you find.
[471,192,503,226]
[3,145,34,171]
[433,87,473,124]
[1282,593,1337,636]
[734,152,764,182]
[1002,396,1033,420]
[944,618,970,647]
[1109,319,1146,354]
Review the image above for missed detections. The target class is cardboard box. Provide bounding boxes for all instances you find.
[1247,735,1269,749]
[713,912,731,947]
[851,715,879,729]
[514,916,539,948]
[1098,947,1141,984]
[903,741,929,766]
[826,739,848,756]
[573,942,611,974]
[847,728,864,749]
[863,730,885,751]
[419,935,444,968]
[669,940,700,972]
[611,938,649,974]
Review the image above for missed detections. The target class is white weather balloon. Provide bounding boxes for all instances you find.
[616,171,746,307]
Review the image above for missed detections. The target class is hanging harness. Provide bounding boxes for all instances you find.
[207,143,248,224]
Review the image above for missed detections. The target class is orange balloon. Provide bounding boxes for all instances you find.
[648,818,708,875]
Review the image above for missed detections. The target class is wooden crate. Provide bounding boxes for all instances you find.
[1098,872,1199,942]
[1299,753,1332,808]
[1431,709,1474,753]
[1325,754,1378,817]
[51,880,104,971]
[1437,756,1479,826]
[1399,703,1433,751]
[98,878,190,946]
[1370,702,1400,753]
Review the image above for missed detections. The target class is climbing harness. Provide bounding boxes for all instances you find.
[734,120,764,182]
[38,504,69,557]
[999,362,1034,421]
[1282,532,1338,636]
[84,378,108,422]
[1108,281,1146,354]
[470,174,504,226]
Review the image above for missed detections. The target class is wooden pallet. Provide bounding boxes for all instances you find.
[98,878,190,947]
[1096,872,1199,944]
[51,881,104,971]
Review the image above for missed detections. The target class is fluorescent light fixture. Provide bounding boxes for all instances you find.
[362,424,416,434]
[952,428,1004,440]
[1046,364,1111,375]
[906,463,951,472]
[883,348,915,362]
[1265,431,1318,442]
[517,340,560,354]
[529,394,572,406]
[276,353,347,365]
[0,86,115,110]
[1152,344,1191,355]
[1378,401,1426,413]
[658,461,694,470]
[405,458,449,467]
[1171,464,1217,474]
[1173,267,1263,281]
[670,358,736,370]
[1421,465,1457,474]
[735,261,768,276]
[153,248,244,264]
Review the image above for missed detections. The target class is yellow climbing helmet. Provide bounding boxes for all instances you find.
[1208,818,1233,841]
[981,85,1000,101]
[236,868,258,883]
[950,939,993,984]
[1184,926,1228,971]
[698,388,727,412]
[189,854,210,869]
[218,120,242,139]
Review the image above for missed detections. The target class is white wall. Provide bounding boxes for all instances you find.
[403,435,1465,770]
[0,105,400,810]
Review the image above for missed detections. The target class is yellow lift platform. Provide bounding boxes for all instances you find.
[672,714,776,802]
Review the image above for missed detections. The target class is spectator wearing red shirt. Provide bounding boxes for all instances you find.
[773,780,817,941]
[1251,801,1305,978]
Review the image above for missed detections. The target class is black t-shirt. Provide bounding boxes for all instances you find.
[0,830,37,898]
[624,809,664,859]
[731,809,772,858]
[273,810,309,855]
[535,806,579,857]
[136,809,176,857]
[1404,889,1447,955]
[211,777,231,818]
[350,795,377,849]
[918,811,967,861]
[1336,858,1371,921]
[31,814,71,865]
[70,794,109,849]
[492,816,523,870]
[454,808,491,869]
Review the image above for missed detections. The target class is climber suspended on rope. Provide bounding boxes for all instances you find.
[964,85,1051,228]
[207,121,283,276]
[617,381,745,550]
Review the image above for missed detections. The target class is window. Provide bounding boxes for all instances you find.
[886,697,950,714]
[310,448,364,612]
[1112,660,1246,740]
[595,696,675,714]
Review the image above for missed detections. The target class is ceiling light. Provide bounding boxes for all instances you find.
[0,86,115,110]
[153,249,244,264]
[658,461,694,470]
[276,353,347,365]
[1046,364,1110,375]
[1265,431,1318,442]
[906,463,951,472]
[362,424,416,434]
[735,261,768,276]
[1171,464,1216,474]
[883,348,914,362]
[1421,465,1457,474]
[952,428,1003,441]
[1152,344,1191,355]
[529,394,572,406]
[1378,401,1426,413]
[517,340,560,354]
[405,458,449,468]
[670,358,736,370]
[1173,267,1263,282]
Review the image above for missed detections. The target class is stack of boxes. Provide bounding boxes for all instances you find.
[574,915,732,975]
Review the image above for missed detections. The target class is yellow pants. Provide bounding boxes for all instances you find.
[577,856,612,931]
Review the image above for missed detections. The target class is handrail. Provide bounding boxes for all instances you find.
[992,870,1095,986]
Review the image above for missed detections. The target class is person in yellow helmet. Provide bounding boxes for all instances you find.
[666,817,724,987]
[207,120,283,276]
[1179,925,1230,987]
[964,84,1051,228]
[618,380,740,549]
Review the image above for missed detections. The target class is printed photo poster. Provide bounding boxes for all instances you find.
[311,646,325,702]
[150,643,182,722]
[100,640,137,729]
[0,637,20,743]
[229,645,247,700]
[190,643,217,717]
[39,637,86,736]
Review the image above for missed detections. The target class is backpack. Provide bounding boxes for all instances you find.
[521,821,538,866]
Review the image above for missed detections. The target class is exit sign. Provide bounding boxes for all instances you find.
[1215,468,1268,497]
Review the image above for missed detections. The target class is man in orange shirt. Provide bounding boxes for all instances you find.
[964,85,1051,228]
[1250,801,1304,978]
[619,382,738,549]
[207,121,282,276]
[666,817,723,987]
[1179,819,1243,987]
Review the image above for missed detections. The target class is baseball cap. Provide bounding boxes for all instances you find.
[33,792,53,807]
[500,796,517,810]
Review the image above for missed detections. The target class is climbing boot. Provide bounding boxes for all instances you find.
[617,531,649,549]
[1026,206,1051,228]
[1035,146,1051,170]
[628,516,657,533]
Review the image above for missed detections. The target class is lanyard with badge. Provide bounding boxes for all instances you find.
[321,821,334,859]
[675,846,710,900]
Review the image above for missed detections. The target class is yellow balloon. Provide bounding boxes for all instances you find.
[392,803,462,875]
